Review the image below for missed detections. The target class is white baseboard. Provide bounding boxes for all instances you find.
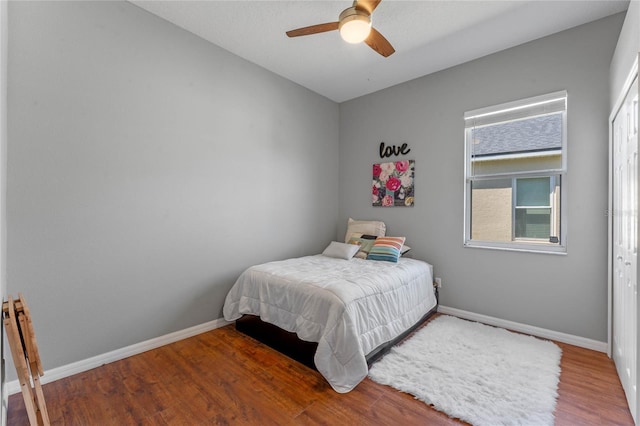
[437,305,608,353]
[6,308,608,396]
[6,317,232,395]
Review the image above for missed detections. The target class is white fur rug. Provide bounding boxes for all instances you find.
[368,315,562,426]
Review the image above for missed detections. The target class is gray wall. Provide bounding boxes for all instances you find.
[7,1,339,376]
[1,0,7,418]
[339,14,625,343]
[611,1,639,109]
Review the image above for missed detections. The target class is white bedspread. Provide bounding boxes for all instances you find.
[223,255,437,393]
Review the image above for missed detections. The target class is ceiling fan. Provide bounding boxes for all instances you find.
[286,0,395,58]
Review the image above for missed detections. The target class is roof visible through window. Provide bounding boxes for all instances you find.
[471,114,562,157]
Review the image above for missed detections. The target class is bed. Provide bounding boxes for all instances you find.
[223,251,437,393]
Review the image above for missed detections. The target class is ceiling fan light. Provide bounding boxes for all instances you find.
[338,8,371,44]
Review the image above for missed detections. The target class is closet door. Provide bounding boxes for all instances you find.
[613,74,638,423]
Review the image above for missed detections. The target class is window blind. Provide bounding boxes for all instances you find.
[464,91,567,128]
[465,91,567,179]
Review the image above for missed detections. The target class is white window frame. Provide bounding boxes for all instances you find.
[463,91,568,254]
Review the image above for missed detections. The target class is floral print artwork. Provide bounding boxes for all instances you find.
[372,160,415,207]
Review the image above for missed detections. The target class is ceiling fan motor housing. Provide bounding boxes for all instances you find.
[338,6,372,43]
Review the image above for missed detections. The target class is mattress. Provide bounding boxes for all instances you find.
[223,254,436,393]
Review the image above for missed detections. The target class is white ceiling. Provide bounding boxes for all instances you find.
[129,0,630,103]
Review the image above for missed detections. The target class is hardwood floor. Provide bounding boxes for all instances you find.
[7,316,635,425]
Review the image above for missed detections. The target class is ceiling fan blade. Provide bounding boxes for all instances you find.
[286,22,339,38]
[365,27,395,57]
[355,0,382,15]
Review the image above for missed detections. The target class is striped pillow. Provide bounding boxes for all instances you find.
[367,237,406,263]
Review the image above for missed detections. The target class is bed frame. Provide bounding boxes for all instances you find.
[235,288,439,370]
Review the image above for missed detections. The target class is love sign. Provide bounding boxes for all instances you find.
[379,142,411,158]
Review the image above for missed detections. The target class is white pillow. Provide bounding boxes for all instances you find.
[322,241,360,260]
[344,217,386,243]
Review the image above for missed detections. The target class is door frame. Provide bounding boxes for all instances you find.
[609,54,639,359]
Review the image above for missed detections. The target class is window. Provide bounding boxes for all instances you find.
[464,91,567,253]
[514,176,558,240]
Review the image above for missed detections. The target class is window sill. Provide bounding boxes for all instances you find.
[464,241,567,255]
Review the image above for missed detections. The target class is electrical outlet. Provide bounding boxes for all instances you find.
[435,277,442,288]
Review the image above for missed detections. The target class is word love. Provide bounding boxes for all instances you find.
[379,142,411,159]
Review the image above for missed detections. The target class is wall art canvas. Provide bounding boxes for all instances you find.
[372,160,415,207]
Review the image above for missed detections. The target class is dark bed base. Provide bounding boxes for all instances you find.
[235,302,439,371]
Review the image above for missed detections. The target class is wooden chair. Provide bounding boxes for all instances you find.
[2,293,50,425]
